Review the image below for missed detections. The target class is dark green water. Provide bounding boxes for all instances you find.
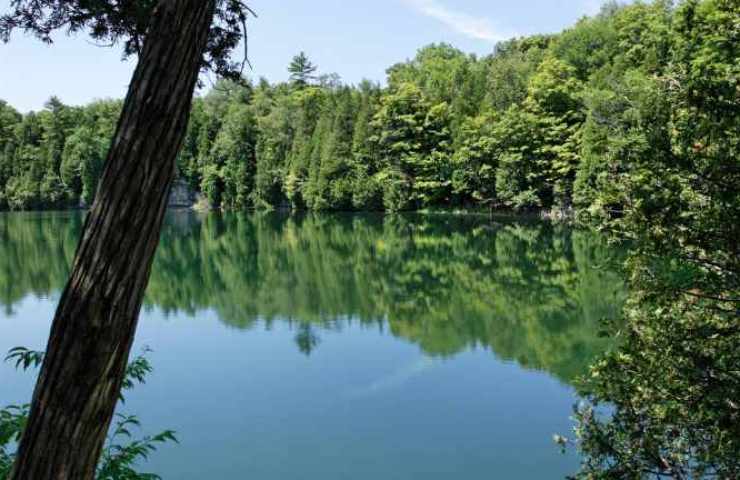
[0,211,626,479]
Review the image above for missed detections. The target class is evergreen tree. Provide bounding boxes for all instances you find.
[316,87,355,209]
[288,51,318,87]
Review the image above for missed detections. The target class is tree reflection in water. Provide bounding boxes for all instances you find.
[0,210,626,385]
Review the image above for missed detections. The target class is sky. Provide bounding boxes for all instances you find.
[0,0,606,112]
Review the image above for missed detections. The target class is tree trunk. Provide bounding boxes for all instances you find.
[10,1,216,478]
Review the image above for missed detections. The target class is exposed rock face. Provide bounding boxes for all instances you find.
[191,194,213,212]
[168,178,197,208]
[77,178,195,210]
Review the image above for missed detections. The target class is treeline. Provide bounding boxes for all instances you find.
[0,0,737,215]
[0,98,119,209]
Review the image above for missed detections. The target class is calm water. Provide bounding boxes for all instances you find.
[0,211,625,479]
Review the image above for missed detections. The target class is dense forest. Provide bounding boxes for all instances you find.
[1,0,738,477]
[0,0,736,217]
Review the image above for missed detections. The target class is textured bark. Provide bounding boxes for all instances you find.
[10,1,216,478]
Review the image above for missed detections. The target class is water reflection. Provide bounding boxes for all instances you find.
[0,210,626,383]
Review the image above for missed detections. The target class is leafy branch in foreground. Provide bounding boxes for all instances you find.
[4,348,43,372]
[0,347,177,480]
[560,1,740,478]
[120,346,154,402]
[97,415,178,480]
[0,405,27,478]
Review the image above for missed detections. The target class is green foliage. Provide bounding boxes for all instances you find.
[0,348,176,480]
[0,99,120,210]
[3,347,43,371]
[97,415,177,480]
[120,348,154,402]
[206,102,258,209]
[0,0,736,229]
[494,108,546,210]
[451,113,497,205]
[0,405,27,477]
[288,51,318,88]
[1,0,255,82]
[484,45,544,112]
[387,43,488,125]
[572,296,740,479]
[552,10,618,81]
[492,54,583,211]
[1,2,736,474]
[371,82,453,210]
[563,1,740,478]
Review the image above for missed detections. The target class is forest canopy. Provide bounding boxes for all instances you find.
[1,0,736,216]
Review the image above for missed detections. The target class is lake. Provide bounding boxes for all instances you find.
[0,211,626,479]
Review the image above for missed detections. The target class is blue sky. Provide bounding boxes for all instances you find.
[1,0,605,112]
